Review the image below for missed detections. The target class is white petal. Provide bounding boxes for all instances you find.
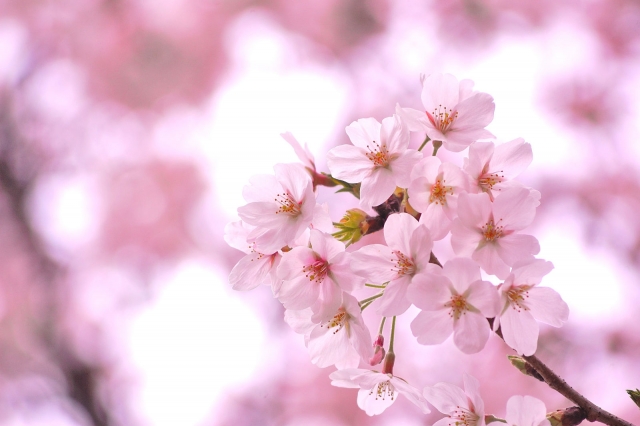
[527,287,569,326]
[453,311,491,354]
[501,305,539,356]
[423,382,468,414]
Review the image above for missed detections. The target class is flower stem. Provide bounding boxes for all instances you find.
[378,316,386,335]
[432,140,443,156]
[388,316,397,353]
[359,293,383,307]
[365,283,387,289]
[418,136,431,152]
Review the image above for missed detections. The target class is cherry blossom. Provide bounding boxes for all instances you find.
[329,368,430,416]
[451,188,541,279]
[464,138,533,200]
[224,220,281,291]
[237,163,317,253]
[351,213,440,316]
[285,292,373,369]
[408,156,469,240]
[424,373,486,426]
[326,115,422,209]
[396,73,495,152]
[491,395,551,426]
[407,257,500,354]
[496,259,569,356]
[277,229,364,322]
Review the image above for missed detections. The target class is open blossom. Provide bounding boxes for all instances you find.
[451,188,541,279]
[224,220,281,291]
[496,259,569,356]
[327,115,422,209]
[408,156,469,240]
[396,73,495,152]
[408,257,500,354]
[424,373,486,426]
[237,163,316,253]
[284,292,372,369]
[330,368,430,416]
[464,138,533,200]
[351,213,440,316]
[277,230,364,322]
[490,396,551,426]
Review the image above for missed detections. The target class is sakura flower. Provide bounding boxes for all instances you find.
[408,156,469,240]
[496,259,569,356]
[407,257,500,354]
[237,163,316,253]
[327,114,422,209]
[396,73,495,152]
[492,395,551,426]
[284,292,373,369]
[277,230,364,322]
[464,138,533,200]
[424,373,486,426]
[451,188,541,279]
[330,368,430,416]
[224,220,281,291]
[351,213,440,316]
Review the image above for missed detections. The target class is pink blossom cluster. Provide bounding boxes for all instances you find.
[225,73,569,418]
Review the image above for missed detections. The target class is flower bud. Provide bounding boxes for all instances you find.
[547,407,586,426]
[507,355,544,382]
[369,335,385,366]
[627,389,640,409]
[332,209,368,244]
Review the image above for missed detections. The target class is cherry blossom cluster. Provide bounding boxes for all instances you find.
[225,73,570,420]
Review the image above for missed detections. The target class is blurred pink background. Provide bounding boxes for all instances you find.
[0,0,639,425]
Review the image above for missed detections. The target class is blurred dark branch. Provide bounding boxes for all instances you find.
[0,91,110,426]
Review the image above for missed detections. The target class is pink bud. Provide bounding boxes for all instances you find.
[369,346,386,366]
[373,334,384,347]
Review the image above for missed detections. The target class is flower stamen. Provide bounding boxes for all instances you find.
[302,259,329,283]
[369,379,395,401]
[365,141,390,168]
[427,104,458,133]
[274,191,302,216]
[392,251,416,276]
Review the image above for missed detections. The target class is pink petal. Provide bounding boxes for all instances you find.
[411,309,453,345]
[376,276,412,316]
[357,387,396,416]
[442,257,481,295]
[407,274,451,310]
[410,156,442,183]
[274,163,312,203]
[527,287,569,326]
[457,192,492,228]
[463,373,484,417]
[392,378,431,414]
[326,144,373,182]
[329,368,364,388]
[423,382,468,414]
[390,149,423,188]
[409,224,434,271]
[501,306,539,356]
[442,128,495,152]
[490,138,532,179]
[309,229,344,261]
[420,202,453,241]
[466,279,500,317]
[329,253,365,292]
[395,105,430,132]
[311,279,342,323]
[284,308,314,335]
[281,131,315,170]
[492,187,538,231]
[229,253,276,291]
[473,243,511,279]
[453,312,491,354]
[381,114,409,153]
[496,234,540,266]
[452,92,495,131]
[511,259,554,285]
[345,117,382,149]
[360,167,396,209]
[451,219,483,257]
[277,274,320,310]
[350,245,396,283]
[466,142,495,182]
[384,212,420,255]
[421,73,460,113]
[242,174,279,202]
[408,176,435,213]
[506,395,548,426]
